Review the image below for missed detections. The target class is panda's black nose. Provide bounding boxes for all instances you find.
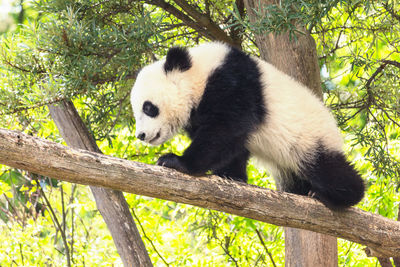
[137,133,146,141]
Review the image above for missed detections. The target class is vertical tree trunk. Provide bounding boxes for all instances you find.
[49,101,153,267]
[243,1,338,266]
[285,228,337,267]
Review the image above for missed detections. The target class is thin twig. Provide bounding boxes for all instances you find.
[3,194,23,227]
[382,60,400,69]
[69,207,75,264]
[217,236,239,267]
[131,208,170,266]
[36,178,71,267]
[19,243,24,265]
[2,58,45,74]
[382,2,400,22]
[68,184,76,264]
[374,97,400,128]
[255,229,277,267]
[365,62,387,107]
[0,96,68,116]
[101,90,131,140]
[61,185,66,237]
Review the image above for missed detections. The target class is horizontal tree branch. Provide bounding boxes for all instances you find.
[0,128,399,257]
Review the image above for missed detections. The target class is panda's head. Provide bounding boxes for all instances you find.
[130,47,194,145]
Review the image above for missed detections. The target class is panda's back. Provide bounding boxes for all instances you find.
[185,42,343,174]
[246,57,343,173]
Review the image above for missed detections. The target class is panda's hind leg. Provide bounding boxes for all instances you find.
[303,148,365,210]
[279,172,312,196]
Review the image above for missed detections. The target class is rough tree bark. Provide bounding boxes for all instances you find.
[243,0,337,265]
[48,101,152,267]
[0,128,399,258]
[376,208,400,267]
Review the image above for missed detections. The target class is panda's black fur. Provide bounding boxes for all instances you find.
[132,43,365,210]
[172,47,266,182]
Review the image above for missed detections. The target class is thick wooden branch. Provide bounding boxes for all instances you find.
[172,0,237,46]
[145,0,237,46]
[144,0,214,41]
[1,128,399,257]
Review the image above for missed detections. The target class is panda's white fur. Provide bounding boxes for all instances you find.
[131,43,230,145]
[131,42,364,209]
[248,57,344,189]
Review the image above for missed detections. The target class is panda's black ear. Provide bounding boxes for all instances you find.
[164,47,192,73]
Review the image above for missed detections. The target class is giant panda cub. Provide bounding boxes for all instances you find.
[130,42,364,210]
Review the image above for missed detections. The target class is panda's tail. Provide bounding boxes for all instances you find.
[306,149,365,210]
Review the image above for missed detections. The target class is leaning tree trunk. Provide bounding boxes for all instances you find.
[243,0,338,266]
[49,101,153,267]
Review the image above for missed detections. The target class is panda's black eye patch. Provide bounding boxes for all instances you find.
[143,101,159,118]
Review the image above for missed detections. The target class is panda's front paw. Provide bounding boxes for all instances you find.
[157,153,188,173]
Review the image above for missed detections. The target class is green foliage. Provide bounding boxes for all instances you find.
[316,0,400,186]
[0,0,158,138]
[0,180,122,266]
[231,0,344,39]
[314,3,400,263]
[0,0,399,266]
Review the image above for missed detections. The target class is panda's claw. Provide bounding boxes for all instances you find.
[157,153,189,174]
[308,190,317,198]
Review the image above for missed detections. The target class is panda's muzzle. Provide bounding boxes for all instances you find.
[149,131,161,143]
